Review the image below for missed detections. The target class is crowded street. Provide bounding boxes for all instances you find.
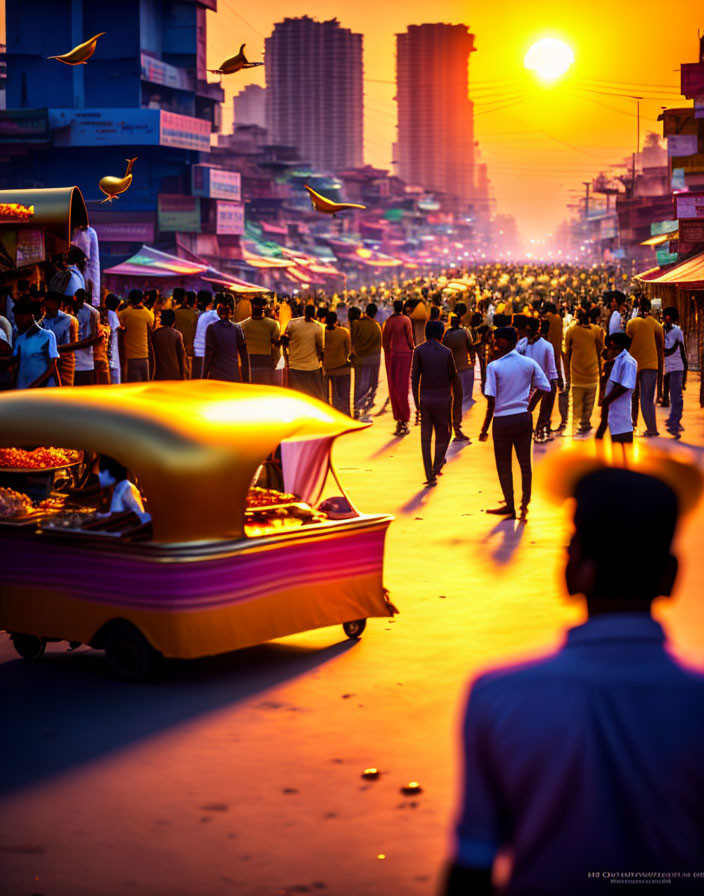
[2,357,704,895]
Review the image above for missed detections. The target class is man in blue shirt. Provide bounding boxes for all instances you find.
[446,461,704,896]
[1,300,60,389]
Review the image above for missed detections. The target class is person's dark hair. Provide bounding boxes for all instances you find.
[513,314,528,329]
[105,293,121,312]
[66,246,87,266]
[450,314,461,328]
[145,289,158,308]
[98,454,128,483]
[74,288,87,304]
[186,290,197,308]
[172,287,186,305]
[455,302,467,317]
[429,305,441,321]
[365,302,378,318]
[325,310,337,329]
[639,297,652,313]
[304,304,316,321]
[573,468,677,600]
[606,331,632,351]
[128,288,143,306]
[544,302,557,314]
[525,317,539,334]
[493,313,511,328]
[393,299,404,314]
[663,306,679,321]
[161,309,176,327]
[219,295,234,310]
[577,309,589,325]
[588,306,601,323]
[494,326,518,347]
[197,290,212,310]
[470,312,483,328]
[12,299,35,317]
[426,319,444,340]
[44,291,63,307]
[316,305,328,321]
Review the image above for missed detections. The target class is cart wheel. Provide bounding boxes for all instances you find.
[10,633,46,661]
[104,622,156,682]
[343,619,367,639]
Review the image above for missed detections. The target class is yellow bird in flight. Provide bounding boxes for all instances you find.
[304,185,366,216]
[99,158,138,204]
[48,33,106,65]
[208,44,264,75]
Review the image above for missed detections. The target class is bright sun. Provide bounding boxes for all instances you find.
[524,38,575,82]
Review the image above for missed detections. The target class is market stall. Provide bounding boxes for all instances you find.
[0,186,88,288]
[0,381,395,680]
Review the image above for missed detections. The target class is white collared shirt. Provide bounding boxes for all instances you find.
[664,324,685,373]
[606,348,637,435]
[608,309,624,334]
[454,614,704,894]
[193,309,219,358]
[516,336,558,380]
[484,349,550,416]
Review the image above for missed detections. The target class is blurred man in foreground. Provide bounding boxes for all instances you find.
[445,458,704,895]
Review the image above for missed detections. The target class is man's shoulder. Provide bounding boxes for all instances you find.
[470,651,569,699]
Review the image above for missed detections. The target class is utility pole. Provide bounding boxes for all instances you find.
[582,181,591,217]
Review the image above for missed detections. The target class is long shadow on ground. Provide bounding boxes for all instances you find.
[0,636,355,799]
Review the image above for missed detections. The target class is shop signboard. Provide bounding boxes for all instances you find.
[668,134,698,157]
[678,218,704,244]
[681,62,704,99]
[651,220,679,236]
[215,201,244,235]
[140,53,193,92]
[192,165,241,200]
[160,111,210,153]
[0,109,49,143]
[675,192,704,219]
[671,168,686,191]
[94,221,155,243]
[158,195,201,232]
[15,229,45,267]
[656,248,679,265]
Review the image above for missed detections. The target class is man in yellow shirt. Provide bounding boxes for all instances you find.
[626,298,663,436]
[118,289,155,382]
[565,309,603,436]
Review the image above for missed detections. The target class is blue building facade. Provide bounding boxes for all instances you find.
[0,0,243,271]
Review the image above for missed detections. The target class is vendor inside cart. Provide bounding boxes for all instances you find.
[96,455,151,524]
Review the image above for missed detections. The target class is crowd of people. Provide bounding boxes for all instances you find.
[0,255,691,518]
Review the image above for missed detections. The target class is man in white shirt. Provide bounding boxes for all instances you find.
[608,292,626,335]
[479,326,550,521]
[598,331,638,443]
[63,246,87,299]
[105,293,122,383]
[663,306,687,438]
[192,291,219,379]
[517,318,558,443]
[72,289,100,386]
[445,462,704,896]
[71,224,100,305]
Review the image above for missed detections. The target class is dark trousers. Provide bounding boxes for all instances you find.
[558,382,569,428]
[326,372,351,416]
[661,372,670,405]
[126,358,150,383]
[250,356,275,386]
[191,356,203,379]
[632,369,658,432]
[420,398,452,481]
[536,384,556,432]
[666,370,684,432]
[353,359,380,414]
[289,367,325,402]
[492,412,533,510]
[74,369,95,386]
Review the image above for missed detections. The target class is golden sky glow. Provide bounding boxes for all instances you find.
[206,0,700,242]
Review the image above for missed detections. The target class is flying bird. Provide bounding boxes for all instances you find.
[48,33,106,65]
[208,44,264,75]
[304,185,366,216]
[99,157,138,204]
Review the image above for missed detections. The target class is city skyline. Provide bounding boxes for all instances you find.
[202,1,699,243]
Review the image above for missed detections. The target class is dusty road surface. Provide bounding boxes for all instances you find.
[2,380,704,896]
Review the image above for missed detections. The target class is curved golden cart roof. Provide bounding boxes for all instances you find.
[0,381,366,544]
[0,186,88,242]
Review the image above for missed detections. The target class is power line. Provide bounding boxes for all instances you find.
[217,0,267,40]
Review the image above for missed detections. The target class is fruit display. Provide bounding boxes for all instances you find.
[0,486,35,519]
[246,486,299,509]
[0,447,81,470]
[42,509,100,530]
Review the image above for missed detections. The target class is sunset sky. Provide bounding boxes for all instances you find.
[206,1,701,242]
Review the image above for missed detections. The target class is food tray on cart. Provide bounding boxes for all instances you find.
[0,461,82,475]
[0,509,52,528]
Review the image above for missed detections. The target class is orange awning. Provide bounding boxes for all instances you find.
[639,251,704,288]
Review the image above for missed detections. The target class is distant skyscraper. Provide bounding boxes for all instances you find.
[265,17,363,172]
[395,24,476,206]
[234,85,266,129]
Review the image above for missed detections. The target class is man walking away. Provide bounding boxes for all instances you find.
[626,297,663,436]
[445,462,704,896]
[173,288,198,378]
[663,306,687,439]
[151,310,187,380]
[597,331,638,444]
[382,299,415,436]
[351,302,382,421]
[118,289,154,383]
[323,311,351,415]
[283,304,324,400]
[442,315,473,441]
[479,326,550,521]
[517,317,558,442]
[72,288,100,386]
[565,309,603,436]
[241,297,280,386]
[192,290,218,379]
[412,320,460,487]
[203,299,250,383]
